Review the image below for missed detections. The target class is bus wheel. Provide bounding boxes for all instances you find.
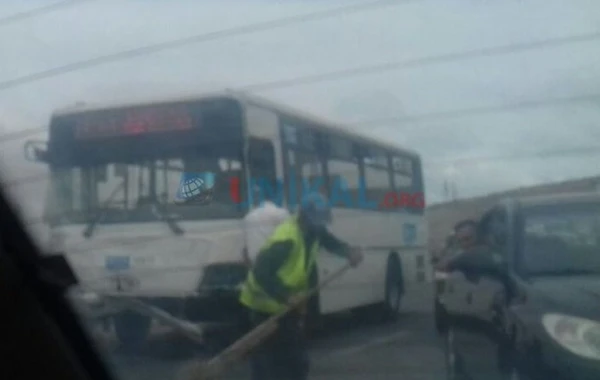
[381,254,404,322]
[113,311,151,351]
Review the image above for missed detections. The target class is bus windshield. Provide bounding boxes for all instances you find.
[42,98,246,226]
[45,152,244,226]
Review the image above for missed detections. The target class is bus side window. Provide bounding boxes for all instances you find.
[391,156,413,190]
[282,124,326,208]
[325,135,361,209]
[296,132,326,202]
[361,146,392,210]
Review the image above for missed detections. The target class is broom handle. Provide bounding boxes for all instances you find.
[286,262,352,311]
[208,262,353,362]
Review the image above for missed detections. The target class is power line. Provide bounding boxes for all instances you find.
[0,127,44,144]
[0,0,94,27]
[0,30,597,143]
[349,93,600,126]
[6,144,600,254]
[0,0,413,91]
[241,32,600,92]
[2,92,599,145]
[428,145,600,167]
[5,144,600,190]
[1,23,598,95]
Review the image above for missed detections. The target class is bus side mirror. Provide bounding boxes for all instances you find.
[24,140,49,163]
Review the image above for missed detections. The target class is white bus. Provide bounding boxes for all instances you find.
[25,90,430,347]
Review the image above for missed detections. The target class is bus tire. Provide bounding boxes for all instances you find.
[380,254,404,322]
[113,311,151,350]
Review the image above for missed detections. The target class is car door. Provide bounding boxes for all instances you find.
[469,208,508,325]
[449,207,507,380]
[442,252,474,318]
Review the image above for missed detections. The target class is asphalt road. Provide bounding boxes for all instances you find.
[99,285,446,380]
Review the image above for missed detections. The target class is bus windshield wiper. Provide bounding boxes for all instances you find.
[150,202,185,236]
[82,181,125,239]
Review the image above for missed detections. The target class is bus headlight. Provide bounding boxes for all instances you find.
[542,313,600,360]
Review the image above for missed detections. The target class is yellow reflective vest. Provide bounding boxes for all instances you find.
[239,216,319,314]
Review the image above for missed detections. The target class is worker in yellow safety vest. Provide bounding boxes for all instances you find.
[239,192,363,380]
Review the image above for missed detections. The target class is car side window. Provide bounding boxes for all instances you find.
[479,208,508,257]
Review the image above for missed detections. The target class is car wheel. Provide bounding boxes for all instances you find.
[507,366,524,380]
[434,299,448,335]
[501,350,532,380]
[113,311,151,351]
[444,327,462,380]
[380,255,403,322]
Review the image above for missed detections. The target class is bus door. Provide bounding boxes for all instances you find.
[244,105,285,207]
[280,121,346,312]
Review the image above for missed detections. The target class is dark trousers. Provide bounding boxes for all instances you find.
[248,309,309,380]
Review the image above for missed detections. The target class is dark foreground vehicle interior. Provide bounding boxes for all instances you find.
[0,184,115,380]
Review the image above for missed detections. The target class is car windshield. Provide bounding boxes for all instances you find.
[45,153,244,227]
[521,202,600,276]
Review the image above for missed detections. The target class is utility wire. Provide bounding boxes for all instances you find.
[0,0,94,27]
[0,26,596,141]
[5,144,600,190]
[1,29,598,143]
[241,32,600,92]
[0,0,415,91]
[427,145,600,166]
[1,24,598,94]
[9,143,600,238]
[0,127,43,143]
[2,92,599,144]
[349,93,600,127]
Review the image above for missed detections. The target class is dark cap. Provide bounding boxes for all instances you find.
[299,192,332,227]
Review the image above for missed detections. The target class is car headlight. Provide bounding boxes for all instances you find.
[542,313,600,360]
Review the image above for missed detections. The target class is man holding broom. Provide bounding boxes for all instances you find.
[239,192,363,380]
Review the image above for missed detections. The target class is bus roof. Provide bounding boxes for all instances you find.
[51,90,420,159]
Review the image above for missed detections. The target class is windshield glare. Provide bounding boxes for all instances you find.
[522,203,600,276]
[45,153,244,226]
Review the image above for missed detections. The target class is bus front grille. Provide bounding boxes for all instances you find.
[199,263,248,291]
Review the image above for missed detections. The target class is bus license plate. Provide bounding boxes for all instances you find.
[105,256,131,271]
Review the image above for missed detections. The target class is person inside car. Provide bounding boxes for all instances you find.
[435,219,479,272]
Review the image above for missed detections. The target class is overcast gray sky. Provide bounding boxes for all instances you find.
[1,0,600,218]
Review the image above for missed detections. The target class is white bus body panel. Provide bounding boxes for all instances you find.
[57,220,244,298]
[319,208,429,314]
